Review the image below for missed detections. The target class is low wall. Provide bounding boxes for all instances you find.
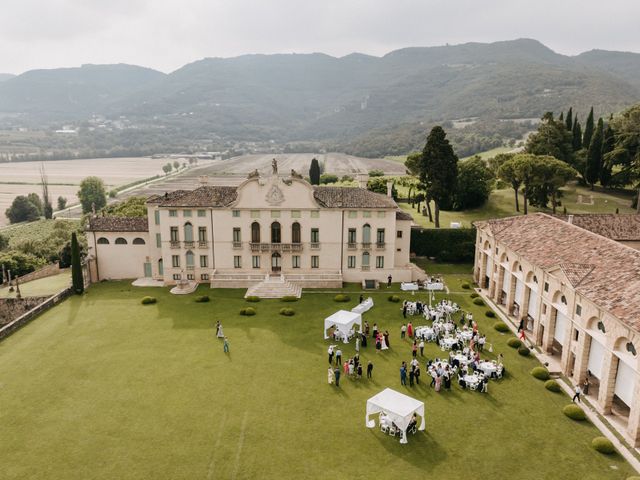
[0,296,48,325]
[10,264,62,285]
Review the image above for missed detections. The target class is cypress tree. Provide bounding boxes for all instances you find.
[583,107,595,149]
[565,107,573,132]
[600,121,615,188]
[572,120,582,151]
[585,118,604,189]
[309,158,320,185]
[71,232,84,294]
[558,112,564,122]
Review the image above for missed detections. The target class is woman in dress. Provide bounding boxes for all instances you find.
[216,322,224,338]
[435,374,442,392]
[381,333,389,351]
[375,335,382,353]
[383,330,390,348]
[328,367,334,385]
[407,322,413,338]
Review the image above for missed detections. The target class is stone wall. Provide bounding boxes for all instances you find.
[0,296,48,326]
[9,264,62,285]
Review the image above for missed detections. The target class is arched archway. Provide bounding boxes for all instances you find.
[97,237,109,244]
[115,237,127,245]
[271,252,281,272]
[612,336,637,419]
[291,222,301,244]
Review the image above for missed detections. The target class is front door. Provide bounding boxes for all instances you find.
[271,253,281,272]
[143,262,152,277]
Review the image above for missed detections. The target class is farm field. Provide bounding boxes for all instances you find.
[0,280,635,479]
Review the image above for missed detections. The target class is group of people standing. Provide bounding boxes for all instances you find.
[327,345,373,386]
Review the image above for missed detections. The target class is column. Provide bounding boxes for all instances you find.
[488,262,497,298]
[493,267,505,303]
[531,295,544,345]
[477,252,486,287]
[505,274,516,315]
[626,379,640,447]
[597,352,618,414]
[560,315,575,375]
[541,306,555,353]
[572,333,591,384]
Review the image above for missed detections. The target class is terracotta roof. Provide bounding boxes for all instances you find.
[156,186,238,207]
[396,210,414,221]
[87,216,148,232]
[312,187,397,208]
[475,213,640,331]
[555,214,640,241]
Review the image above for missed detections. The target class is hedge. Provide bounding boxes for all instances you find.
[470,292,479,298]
[461,283,470,289]
[281,296,298,302]
[410,227,476,263]
[334,294,350,302]
[246,296,261,302]
[494,322,509,332]
[518,346,531,356]
[141,296,157,305]
[195,295,210,303]
[279,307,295,316]
[473,298,485,306]
[507,338,522,348]
[530,366,550,380]
[240,307,256,316]
[562,404,586,421]
[485,310,496,318]
[545,380,561,392]
[591,437,615,454]
[388,295,400,303]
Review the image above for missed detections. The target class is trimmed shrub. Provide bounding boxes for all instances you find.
[518,346,531,356]
[195,295,210,303]
[240,307,256,316]
[473,297,485,306]
[388,295,400,303]
[470,292,479,298]
[545,380,561,392]
[494,322,509,333]
[334,294,350,302]
[141,296,156,305]
[246,296,261,303]
[562,404,586,421]
[281,296,298,302]
[461,283,470,289]
[485,310,496,318]
[531,366,550,380]
[507,338,522,348]
[279,307,295,316]
[591,437,615,454]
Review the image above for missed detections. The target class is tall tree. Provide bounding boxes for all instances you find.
[419,126,458,228]
[534,156,577,213]
[27,193,43,215]
[510,154,541,214]
[39,164,53,219]
[585,118,604,189]
[497,157,522,212]
[309,158,321,185]
[404,152,421,176]
[583,107,595,149]
[5,196,40,223]
[600,121,616,188]
[565,107,573,132]
[57,196,67,211]
[525,114,573,164]
[77,176,107,214]
[609,104,640,211]
[572,119,583,151]
[454,156,493,210]
[70,232,84,294]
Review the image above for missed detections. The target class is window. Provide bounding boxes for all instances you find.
[183,210,192,217]
[172,274,181,280]
[186,250,194,267]
[271,222,281,243]
[347,256,356,269]
[362,252,370,267]
[561,295,567,305]
[348,228,356,244]
[291,210,301,218]
[172,255,180,267]
[544,282,549,292]
[198,227,207,242]
[573,329,579,341]
[197,209,206,217]
[310,210,319,218]
[252,255,260,268]
[156,233,161,248]
[158,259,163,275]
[377,211,386,218]
[234,256,242,268]
[187,273,195,280]
[201,273,210,280]
[170,227,179,242]
[251,222,261,243]
[154,210,160,225]
[291,222,301,243]
[233,228,241,243]
[348,211,357,219]
[363,211,371,218]
[311,256,319,268]
[397,230,403,238]
[250,210,260,218]
[362,224,371,244]
[311,228,320,243]
[232,210,241,218]
[200,255,208,268]
[576,304,582,317]
[271,210,280,218]
[169,210,177,217]
[376,256,384,268]
[376,228,385,244]
[184,222,193,242]
[133,237,146,245]
[97,237,109,244]
[115,237,127,245]
[292,255,300,268]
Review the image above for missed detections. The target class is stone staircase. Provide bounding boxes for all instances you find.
[245,275,302,299]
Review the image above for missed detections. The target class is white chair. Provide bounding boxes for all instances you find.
[380,423,389,434]
[388,425,397,436]
[469,382,478,391]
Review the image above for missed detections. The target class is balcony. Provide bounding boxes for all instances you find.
[361,242,371,249]
[310,242,320,250]
[184,241,195,248]
[186,265,195,271]
[361,265,370,271]
[249,243,303,252]
[376,242,386,249]
[347,242,357,250]
[198,241,208,248]
[170,241,180,249]
[232,241,242,249]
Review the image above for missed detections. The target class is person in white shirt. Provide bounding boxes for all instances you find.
[572,385,582,403]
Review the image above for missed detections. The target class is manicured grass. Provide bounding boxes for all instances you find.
[0,271,71,298]
[0,281,635,479]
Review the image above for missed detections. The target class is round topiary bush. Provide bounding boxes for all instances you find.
[334,294,350,302]
[470,292,479,298]
[141,296,157,305]
[545,380,561,392]
[240,307,256,316]
[195,295,210,303]
[494,322,509,333]
[518,346,531,356]
[280,296,298,302]
[485,310,496,318]
[461,283,470,289]
[388,295,400,303]
[507,338,522,348]
[563,404,586,421]
[246,296,261,302]
[591,436,615,454]
[473,297,485,306]
[279,307,295,316]
[530,366,550,380]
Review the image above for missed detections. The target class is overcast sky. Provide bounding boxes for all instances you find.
[2,0,639,74]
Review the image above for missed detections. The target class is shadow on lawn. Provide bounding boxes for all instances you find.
[369,428,448,470]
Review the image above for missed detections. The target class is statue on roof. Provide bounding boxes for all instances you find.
[248,169,259,179]
[291,169,303,179]
[272,158,278,175]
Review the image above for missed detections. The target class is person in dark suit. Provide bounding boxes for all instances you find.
[367,361,374,378]
[334,367,341,387]
[400,364,407,386]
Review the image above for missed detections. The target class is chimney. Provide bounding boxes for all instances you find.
[567,215,574,225]
[386,181,393,198]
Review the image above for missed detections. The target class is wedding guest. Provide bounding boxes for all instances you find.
[384,330,390,348]
[367,361,374,378]
[400,363,407,386]
[401,323,407,338]
[335,348,342,366]
[407,321,413,338]
[414,365,421,385]
[223,337,229,353]
[412,341,418,358]
[409,367,415,386]
[328,345,334,365]
[334,367,341,387]
[328,367,334,385]
[419,339,425,357]
[364,320,370,336]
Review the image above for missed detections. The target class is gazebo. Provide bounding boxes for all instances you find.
[324,310,362,343]
[365,388,425,444]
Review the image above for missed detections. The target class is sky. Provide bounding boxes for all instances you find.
[2,0,640,75]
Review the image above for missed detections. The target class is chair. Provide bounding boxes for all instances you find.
[496,366,503,379]
[380,423,389,434]
[469,381,478,391]
[388,425,397,436]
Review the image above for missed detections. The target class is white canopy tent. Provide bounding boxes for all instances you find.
[324,310,362,343]
[365,388,425,444]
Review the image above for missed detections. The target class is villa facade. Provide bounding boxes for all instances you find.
[474,213,640,446]
[86,170,417,288]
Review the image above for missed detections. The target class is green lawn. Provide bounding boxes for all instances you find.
[0,271,71,298]
[0,281,635,479]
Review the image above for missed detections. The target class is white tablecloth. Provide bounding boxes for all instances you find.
[457,330,473,341]
[441,338,458,348]
[401,282,419,291]
[352,298,373,315]
[452,354,471,365]
[478,362,497,376]
[424,282,444,291]
[463,374,480,385]
[415,326,434,340]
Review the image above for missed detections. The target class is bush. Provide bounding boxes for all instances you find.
[279,307,295,316]
[141,296,157,305]
[518,346,531,356]
[485,310,496,318]
[410,228,476,263]
[494,322,509,332]
[195,295,210,303]
[281,296,298,302]
[545,380,561,392]
[334,294,350,302]
[388,295,400,302]
[562,404,586,421]
[246,296,261,302]
[461,283,470,289]
[240,307,256,316]
[591,437,615,454]
[473,298,485,306]
[531,366,550,380]
[470,292,479,298]
[507,338,522,348]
